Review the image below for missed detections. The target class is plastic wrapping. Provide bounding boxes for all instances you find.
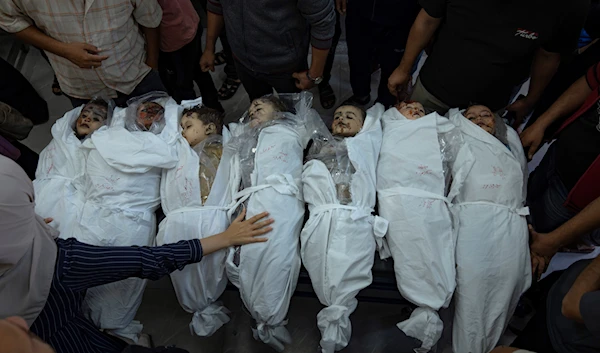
[125,91,170,134]
[73,96,115,140]
[224,92,317,351]
[193,134,224,205]
[437,125,464,196]
[307,136,356,205]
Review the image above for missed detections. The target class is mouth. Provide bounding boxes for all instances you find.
[80,123,90,129]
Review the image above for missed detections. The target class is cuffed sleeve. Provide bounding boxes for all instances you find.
[56,238,203,291]
[0,0,33,33]
[132,0,163,28]
[585,62,600,91]
[418,0,447,19]
[298,0,335,49]
[206,0,223,15]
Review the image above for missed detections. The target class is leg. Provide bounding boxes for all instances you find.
[375,24,409,108]
[319,11,342,109]
[158,50,177,98]
[170,39,198,103]
[234,61,273,101]
[114,70,166,107]
[410,77,451,114]
[264,71,302,95]
[345,8,374,102]
[216,27,242,100]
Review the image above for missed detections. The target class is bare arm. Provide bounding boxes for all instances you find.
[396,9,442,75]
[562,255,600,321]
[141,25,160,70]
[199,11,224,72]
[14,26,108,68]
[520,74,592,159]
[387,9,442,95]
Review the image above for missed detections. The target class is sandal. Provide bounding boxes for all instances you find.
[214,51,227,66]
[218,77,242,100]
[51,76,62,96]
[318,83,336,109]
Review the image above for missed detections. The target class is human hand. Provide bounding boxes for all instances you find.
[200,50,216,72]
[387,67,411,98]
[43,218,53,224]
[336,0,347,14]
[531,251,551,281]
[520,123,546,160]
[507,98,534,129]
[220,208,273,247]
[62,43,109,69]
[293,71,315,90]
[529,224,559,259]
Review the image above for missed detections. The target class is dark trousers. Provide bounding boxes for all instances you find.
[345,10,410,108]
[321,11,343,87]
[0,57,49,124]
[67,70,166,108]
[220,29,238,81]
[510,271,563,353]
[159,25,221,110]
[234,60,303,101]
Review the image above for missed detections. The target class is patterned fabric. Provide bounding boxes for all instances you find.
[31,238,203,353]
[0,0,162,99]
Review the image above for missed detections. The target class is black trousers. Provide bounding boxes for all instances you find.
[234,60,303,101]
[345,10,410,108]
[321,11,343,86]
[0,57,49,125]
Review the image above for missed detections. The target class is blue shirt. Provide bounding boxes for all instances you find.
[31,238,203,353]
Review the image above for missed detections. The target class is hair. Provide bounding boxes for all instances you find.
[183,106,224,134]
[464,102,509,146]
[256,95,289,113]
[335,103,366,121]
[85,98,109,111]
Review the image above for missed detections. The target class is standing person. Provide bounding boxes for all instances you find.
[521,62,600,242]
[200,0,336,101]
[0,0,166,108]
[388,0,589,123]
[342,0,419,108]
[318,6,343,109]
[157,0,223,111]
[0,155,273,353]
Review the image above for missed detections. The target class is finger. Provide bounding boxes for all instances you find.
[341,0,346,13]
[88,54,109,61]
[247,211,270,224]
[82,44,100,54]
[234,207,247,223]
[292,72,300,80]
[388,84,398,97]
[248,236,268,243]
[251,226,273,236]
[252,218,275,230]
[209,63,215,72]
[44,217,53,224]
[528,140,540,160]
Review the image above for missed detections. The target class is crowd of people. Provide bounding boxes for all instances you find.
[0,0,599,353]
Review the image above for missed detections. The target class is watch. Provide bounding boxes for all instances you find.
[306,71,323,85]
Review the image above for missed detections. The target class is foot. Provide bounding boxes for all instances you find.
[51,76,62,96]
[342,94,370,106]
[214,51,227,66]
[318,83,336,109]
[218,77,242,100]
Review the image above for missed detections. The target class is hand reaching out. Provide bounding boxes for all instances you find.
[221,208,273,247]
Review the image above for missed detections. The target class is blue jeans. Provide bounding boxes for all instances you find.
[67,70,166,108]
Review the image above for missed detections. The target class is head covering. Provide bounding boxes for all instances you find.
[0,156,58,326]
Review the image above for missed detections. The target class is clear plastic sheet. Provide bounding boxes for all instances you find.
[125,91,170,134]
[437,124,464,196]
[227,92,320,190]
[192,134,223,205]
[307,134,356,205]
[72,96,115,140]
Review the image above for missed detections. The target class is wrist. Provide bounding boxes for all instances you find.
[205,40,217,53]
[308,67,323,79]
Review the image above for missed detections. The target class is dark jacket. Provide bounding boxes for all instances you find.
[207,0,335,74]
[555,61,600,211]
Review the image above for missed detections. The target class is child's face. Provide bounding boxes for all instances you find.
[464,105,495,134]
[248,99,278,128]
[396,101,425,120]
[75,103,107,137]
[181,112,211,147]
[137,102,164,130]
[332,105,364,137]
